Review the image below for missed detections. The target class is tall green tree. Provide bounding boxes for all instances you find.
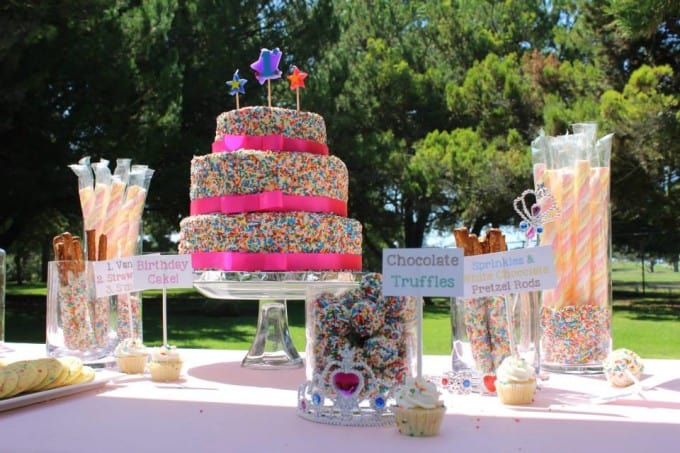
[601,65,680,264]
[0,0,332,275]
[312,1,567,268]
[575,1,680,266]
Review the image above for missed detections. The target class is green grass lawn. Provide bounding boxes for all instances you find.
[4,260,679,358]
[610,260,680,358]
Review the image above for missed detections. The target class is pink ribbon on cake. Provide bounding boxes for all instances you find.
[190,191,347,216]
[190,252,362,272]
[212,134,329,155]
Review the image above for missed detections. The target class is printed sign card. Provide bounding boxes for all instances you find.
[92,258,134,297]
[463,246,556,298]
[132,254,193,291]
[382,248,465,297]
[92,255,193,297]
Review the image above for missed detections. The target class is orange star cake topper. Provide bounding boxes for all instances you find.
[287,65,308,89]
[288,65,308,111]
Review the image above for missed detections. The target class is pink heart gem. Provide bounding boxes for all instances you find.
[333,372,360,396]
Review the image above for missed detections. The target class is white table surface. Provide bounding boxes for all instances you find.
[1,343,679,453]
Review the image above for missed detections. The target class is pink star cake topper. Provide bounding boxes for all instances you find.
[250,48,283,85]
[287,65,308,90]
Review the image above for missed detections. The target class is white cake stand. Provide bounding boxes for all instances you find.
[193,271,360,369]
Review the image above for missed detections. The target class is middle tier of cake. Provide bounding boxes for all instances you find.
[189,150,348,216]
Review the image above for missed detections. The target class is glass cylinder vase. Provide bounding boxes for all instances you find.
[451,292,540,384]
[0,248,5,344]
[305,280,418,399]
[113,292,143,343]
[110,221,144,344]
[46,261,119,364]
[533,123,613,373]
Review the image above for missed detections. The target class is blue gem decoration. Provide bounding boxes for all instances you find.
[312,392,322,405]
[463,379,471,388]
[374,396,385,409]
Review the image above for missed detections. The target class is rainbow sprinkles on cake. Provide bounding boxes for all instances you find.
[178,48,363,272]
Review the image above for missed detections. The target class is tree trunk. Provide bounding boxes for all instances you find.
[14,254,23,285]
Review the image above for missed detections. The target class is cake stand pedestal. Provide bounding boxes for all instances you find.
[193,271,359,370]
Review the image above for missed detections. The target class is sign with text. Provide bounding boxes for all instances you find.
[463,246,556,298]
[92,255,194,297]
[93,258,134,297]
[382,248,464,297]
[132,255,193,291]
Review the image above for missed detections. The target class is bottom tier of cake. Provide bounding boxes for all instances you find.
[179,212,362,271]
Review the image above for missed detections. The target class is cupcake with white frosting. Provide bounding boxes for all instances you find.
[115,338,148,374]
[495,356,536,405]
[393,377,446,437]
[149,345,183,382]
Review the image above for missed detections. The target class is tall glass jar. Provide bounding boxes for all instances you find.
[533,124,613,373]
[111,222,144,343]
[0,248,5,344]
[46,261,118,363]
[305,276,417,399]
[451,292,540,381]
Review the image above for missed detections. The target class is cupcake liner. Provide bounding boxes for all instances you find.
[496,379,536,405]
[393,405,446,437]
[149,360,183,382]
[116,355,148,374]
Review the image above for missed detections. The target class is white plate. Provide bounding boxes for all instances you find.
[0,370,118,413]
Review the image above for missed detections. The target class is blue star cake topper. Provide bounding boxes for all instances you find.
[227,69,247,96]
[250,48,283,85]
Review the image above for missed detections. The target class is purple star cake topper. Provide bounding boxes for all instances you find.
[250,48,283,85]
[513,183,560,242]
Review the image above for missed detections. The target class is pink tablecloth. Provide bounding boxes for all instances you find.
[1,343,678,453]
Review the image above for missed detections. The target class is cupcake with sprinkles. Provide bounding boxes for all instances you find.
[115,337,148,374]
[149,345,183,382]
[393,376,446,437]
[495,355,537,405]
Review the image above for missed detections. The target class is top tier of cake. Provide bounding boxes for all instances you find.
[215,106,326,144]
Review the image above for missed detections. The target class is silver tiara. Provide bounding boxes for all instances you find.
[297,345,395,427]
[513,183,560,241]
